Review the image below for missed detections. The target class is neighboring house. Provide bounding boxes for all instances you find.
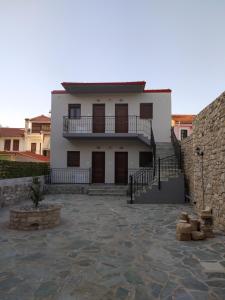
[24,115,51,157]
[172,115,195,140]
[0,115,51,162]
[51,81,172,184]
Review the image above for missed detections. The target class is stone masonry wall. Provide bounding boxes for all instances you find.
[181,135,194,201]
[0,176,45,208]
[181,92,225,230]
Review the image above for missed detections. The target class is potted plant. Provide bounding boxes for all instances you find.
[9,177,61,230]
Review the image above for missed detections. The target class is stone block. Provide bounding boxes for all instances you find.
[176,232,192,241]
[190,219,200,231]
[180,212,189,222]
[176,222,192,234]
[191,231,205,241]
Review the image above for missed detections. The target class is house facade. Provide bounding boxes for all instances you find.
[172,114,195,140]
[24,115,51,157]
[0,115,51,162]
[51,81,172,184]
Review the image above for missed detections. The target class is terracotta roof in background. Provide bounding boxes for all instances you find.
[0,128,24,137]
[0,151,49,162]
[172,115,196,124]
[29,115,51,123]
[19,151,50,162]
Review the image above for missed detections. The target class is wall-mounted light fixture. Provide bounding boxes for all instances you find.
[196,147,204,156]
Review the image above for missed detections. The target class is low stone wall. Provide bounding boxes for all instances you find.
[44,184,89,194]
[9,205,61,230]
[0,176,45,208]
[181,91,225,230]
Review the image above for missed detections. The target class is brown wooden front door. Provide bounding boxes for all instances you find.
[31,143,36,153]
[92,152,105,183]
[93,104,105,133]
[115,104,128,133]
[115,152,128,184]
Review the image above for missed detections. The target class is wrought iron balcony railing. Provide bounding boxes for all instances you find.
[63,115,152,139]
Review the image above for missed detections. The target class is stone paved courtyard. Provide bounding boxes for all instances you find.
[0,195,225,300]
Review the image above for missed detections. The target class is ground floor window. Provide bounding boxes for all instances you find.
[67,151,80,167]
[4,139,11,151]
[139,152,153,167]
[13,139,19,151]
[43,150,50,157]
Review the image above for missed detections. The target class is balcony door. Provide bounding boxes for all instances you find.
[93,104,105,133]
[115,104,128,133]
[115,152,128,184]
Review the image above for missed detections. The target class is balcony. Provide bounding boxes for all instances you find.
[63,116,152,145]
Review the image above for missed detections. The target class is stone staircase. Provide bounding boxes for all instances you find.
[87,185,128,196]
[156,142,175,159]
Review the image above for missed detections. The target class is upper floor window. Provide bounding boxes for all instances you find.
[68,104,81,118]
[180,129,188,140]
[4,139,11,151]
[140,103,153,119]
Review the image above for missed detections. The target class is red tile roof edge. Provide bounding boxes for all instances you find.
[0,128,25,137]
[52,90,68,94]
[29,115,51,122]
[52,88,172,94]
[62,81,146,86]
[144,89,172,93]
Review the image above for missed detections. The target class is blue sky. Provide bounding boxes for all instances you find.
[0,0,225,127]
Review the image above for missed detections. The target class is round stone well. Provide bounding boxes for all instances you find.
[9,205,61,230]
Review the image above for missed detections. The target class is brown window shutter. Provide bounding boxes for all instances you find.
[140,103,153,119]
[67,151,80,167]
[13,140,19,151]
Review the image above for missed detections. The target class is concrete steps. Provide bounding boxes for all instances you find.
[156,142,175,159]
[87,185,128,196]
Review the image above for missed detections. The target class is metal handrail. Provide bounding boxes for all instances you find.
[63,115,152,138]
[129,124,157,203]
[45,168,91,184]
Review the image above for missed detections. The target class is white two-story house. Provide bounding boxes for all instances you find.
[51,81,171,184]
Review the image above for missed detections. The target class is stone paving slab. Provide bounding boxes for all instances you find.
[0,194,225,299]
